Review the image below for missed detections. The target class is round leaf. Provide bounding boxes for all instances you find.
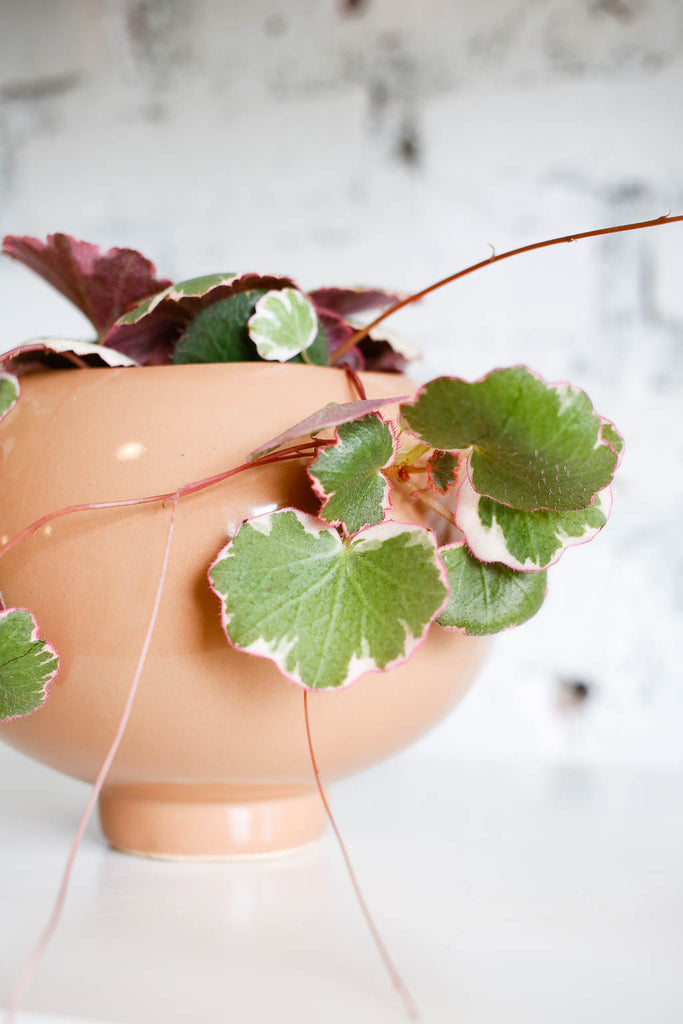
[402,367,620,511]
[0,608,59,721]
[248,289,319,362]
[455,472,612,570]
[308,414,396,535]
[437,543,547,635]
[209,510,448,690]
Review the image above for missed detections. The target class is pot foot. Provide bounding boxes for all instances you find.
[98,783,327,860]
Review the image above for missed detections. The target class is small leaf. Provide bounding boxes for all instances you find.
[437,543,547,635]
[309,414,396,534]
[309,286,404,318]
[248,289,319,361]
[250,394,409,459]
[455,472,612,570]
[4,337,138,374]
[0,608,59,721]
[172,292,264,364]
[0,373,19,422]
[105,271,296,365]
[427,451,459,495]
[2,233,171,339]
[209,510,448,690]
[402,367,620,511]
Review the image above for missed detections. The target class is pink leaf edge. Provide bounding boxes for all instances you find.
[0,607,60,723]
[2,233,171,338]
[207,509,449,692]
[306,416,399,536]
[250,395,409,459]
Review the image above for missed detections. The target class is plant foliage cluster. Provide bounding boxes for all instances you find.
[0,233,622,713]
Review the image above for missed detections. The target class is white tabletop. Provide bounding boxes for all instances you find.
[1,742,682,1024]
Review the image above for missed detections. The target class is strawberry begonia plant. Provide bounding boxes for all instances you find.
[0,227,630,715]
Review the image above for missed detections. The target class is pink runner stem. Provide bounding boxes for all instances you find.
[5,493,180,1024]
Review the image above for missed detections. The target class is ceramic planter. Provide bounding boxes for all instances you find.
[0,363,486,858]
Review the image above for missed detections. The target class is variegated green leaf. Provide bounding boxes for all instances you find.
[309,414,396,535]
[0,608,59,721]
[600,418,624,466]
[427,451,459,495]
[172,292,264,364]
[106,271,296,365]
[455,474,612,570]
[248,289,319,361]
[402,367,621,511]
[437,543,547,635]
[209,510,448,690]
[0,373,19,422]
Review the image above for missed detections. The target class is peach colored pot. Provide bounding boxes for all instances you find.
[0,363,486,858]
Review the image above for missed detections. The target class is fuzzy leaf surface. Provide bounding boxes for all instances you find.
[309,414,395,534]
[456,474,611,570]
[248,289,319,361]
[2,233,171,339]
[105,271,295,364]
[402,367,620,511]
[209,510,448,690]
[437,543,547,635]
[250,395,409,459]
[0,608,59,721]
[172,292,264,364]
[427,451,459,494]
[0,374,19,422]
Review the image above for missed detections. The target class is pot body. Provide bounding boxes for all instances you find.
[0,363,486,856]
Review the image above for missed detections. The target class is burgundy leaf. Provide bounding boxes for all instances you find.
[104,272,297,365]
[251,395,410,459]
[315,307,365,371]
[2,233,171,339]
[308,286,404,318]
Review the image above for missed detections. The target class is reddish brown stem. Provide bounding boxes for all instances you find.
[330,213,683,364]
[303,691,420,1022]
[344,365,367,401]
[0,441,328,561]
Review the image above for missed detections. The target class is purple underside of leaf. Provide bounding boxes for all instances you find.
[2,233,171,339]
[2,338,139,375]
[250,395,410,459]
[104,273,297,365]
[313,304,413,373]
[308,286,404,318]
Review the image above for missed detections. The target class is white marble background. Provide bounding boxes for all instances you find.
[1,0,682,766]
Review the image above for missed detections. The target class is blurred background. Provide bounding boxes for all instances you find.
[1,0,682,768]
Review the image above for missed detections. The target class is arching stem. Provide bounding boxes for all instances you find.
[0,441,330,562]
[330,213,683,364]
[303,691,420,1021]
[5,493,180,1023]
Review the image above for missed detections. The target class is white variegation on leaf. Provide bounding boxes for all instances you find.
[437,542,547,635]
[208,509,448,690]
[0,608,59,722]
[17,338,138,367]
[0,373,19,422]
[455,468,612,571]
[248,289,319,361]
